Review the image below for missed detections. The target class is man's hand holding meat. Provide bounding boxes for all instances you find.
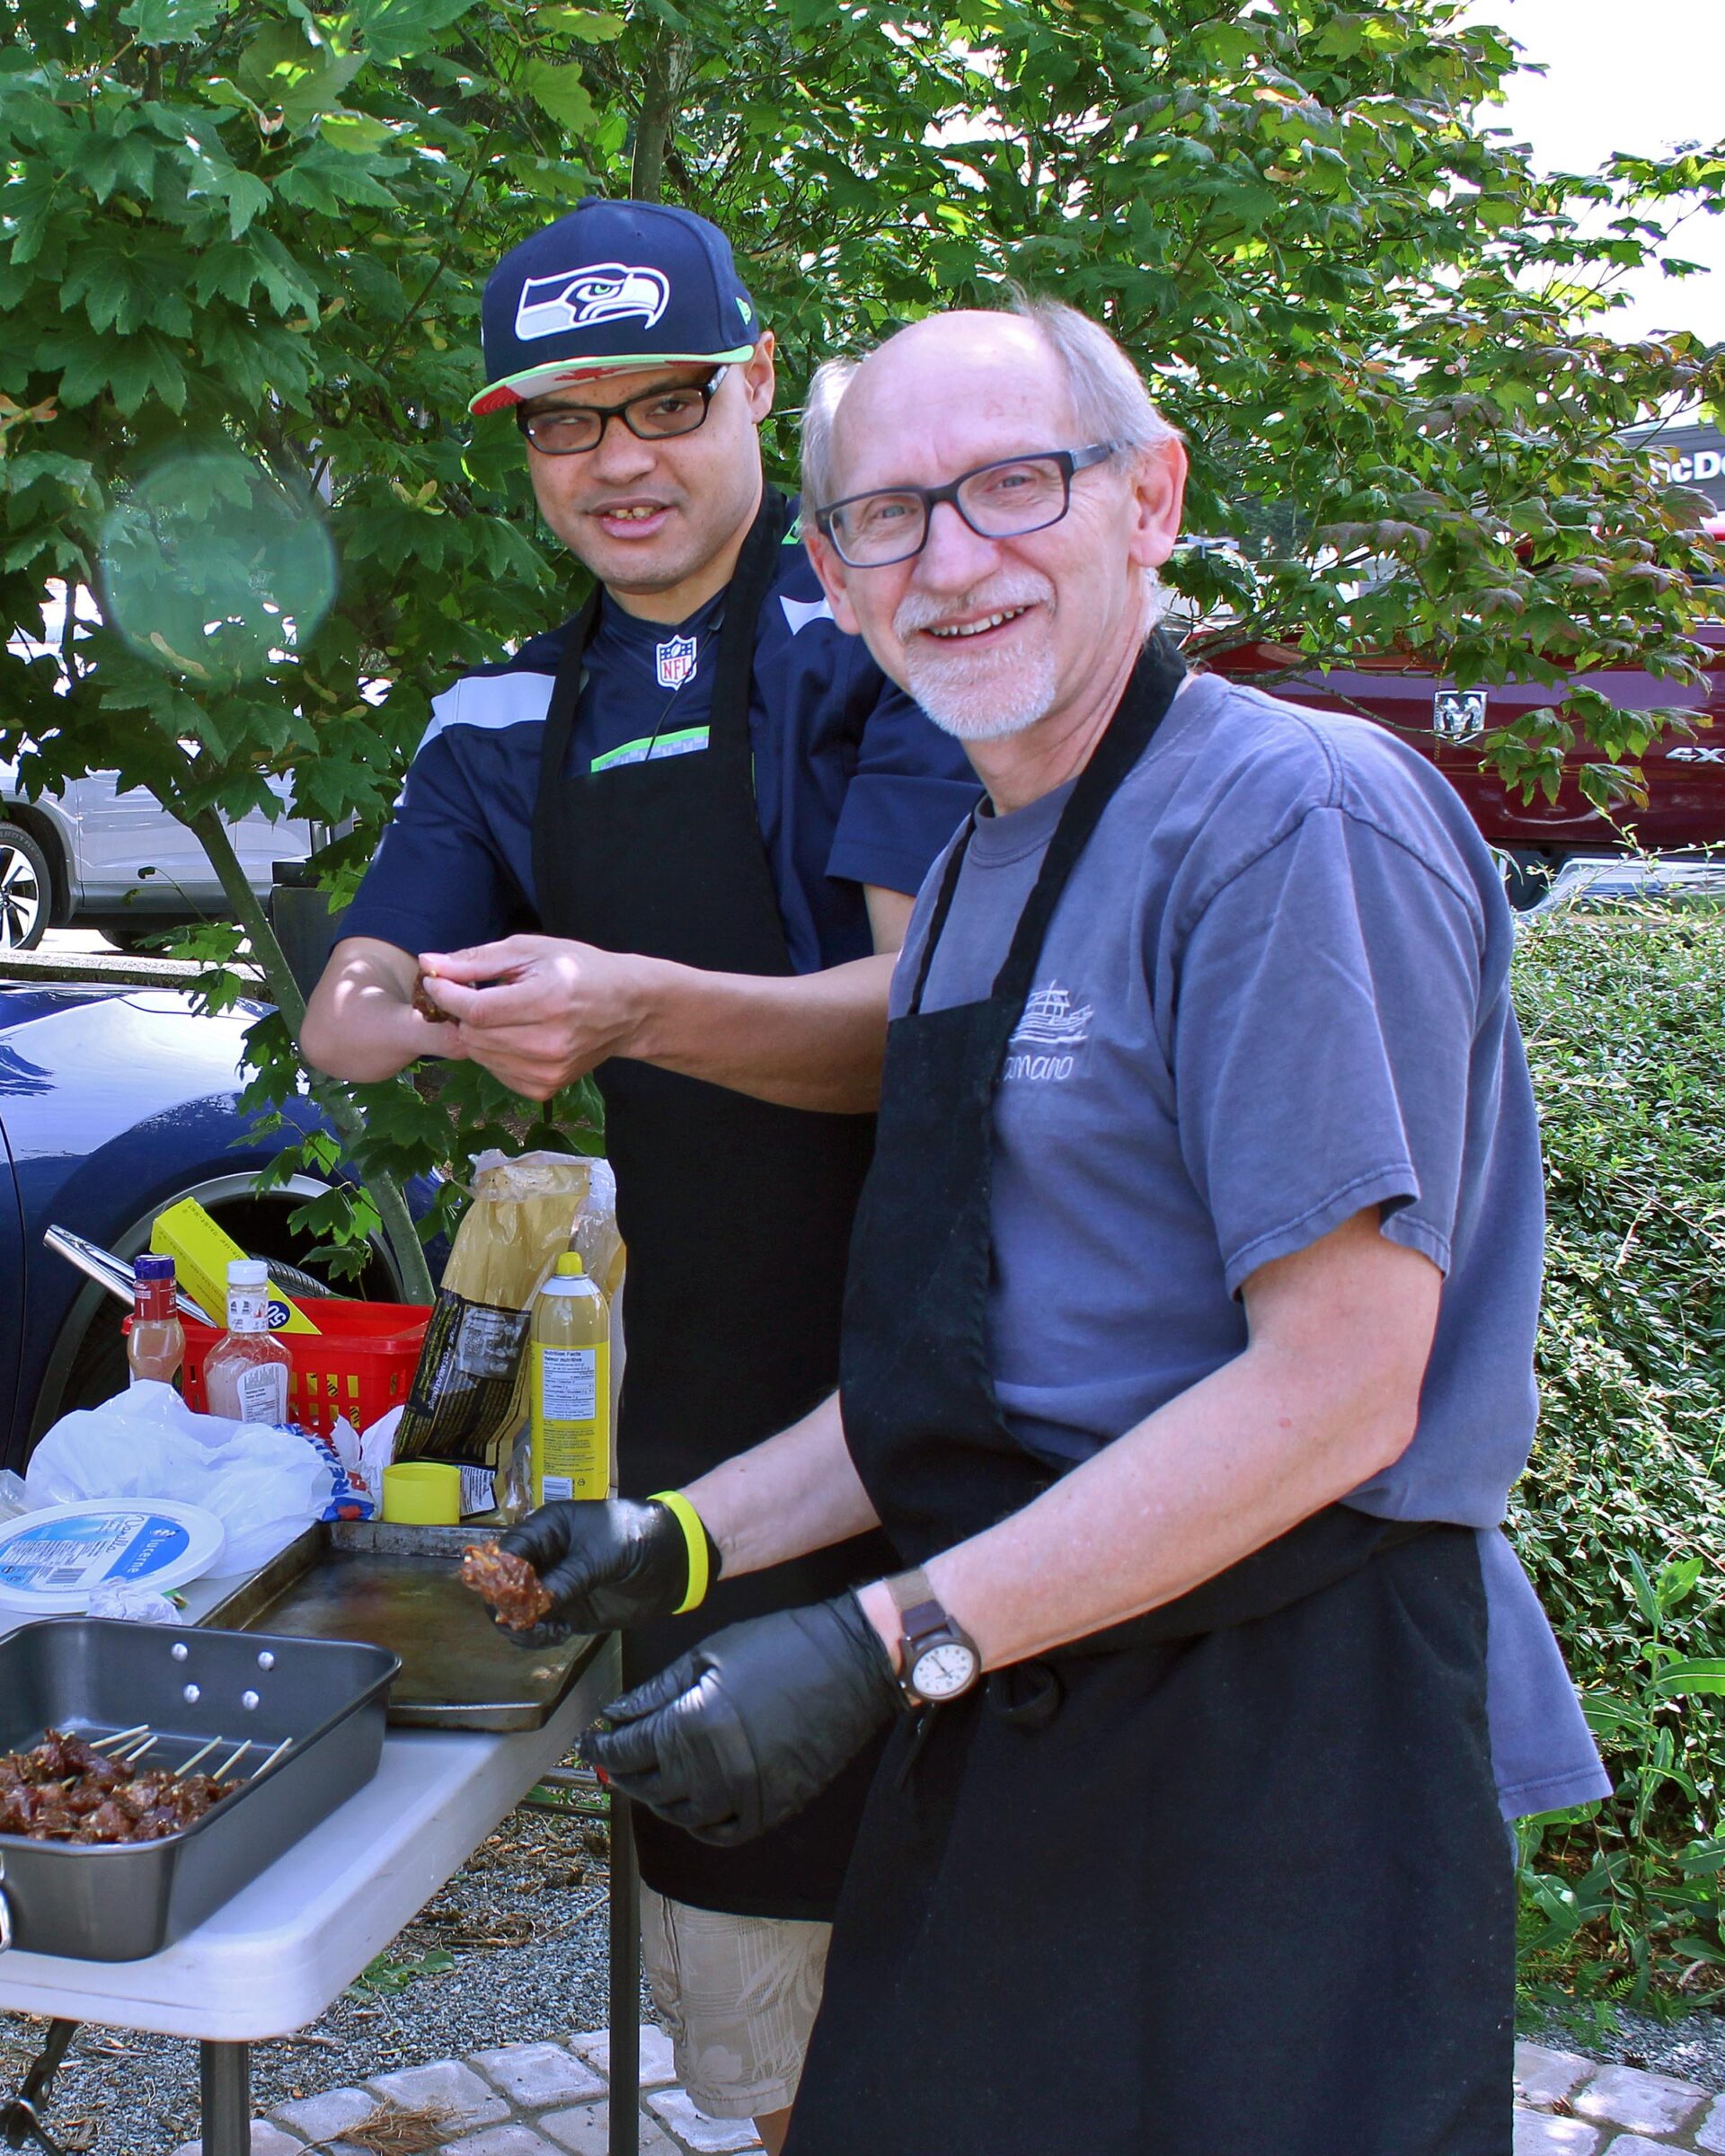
[487,1495,720,1646]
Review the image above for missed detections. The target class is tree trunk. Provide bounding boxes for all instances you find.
[184,800,437,1307]
[631,34,692,205]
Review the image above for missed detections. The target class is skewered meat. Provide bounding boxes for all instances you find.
[0,1730,243,1845]
[461,1542,554,1630]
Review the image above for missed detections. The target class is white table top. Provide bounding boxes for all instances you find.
[0,1577,618,2041]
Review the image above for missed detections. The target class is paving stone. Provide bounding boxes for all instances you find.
[469,2042,607,2108]
[1511,2112,1602,2155]
[645,2088,763,2152]
[365,2057,509,2128]
[1606,2140,1694,2156]
[540,2101,682,2155]
[571,2023,678,2088]
[1696,2094,1725,2153]
[439,2128,561,2156]
[1515,2044,1597,2108]
[1572,2063,1707,2136]
[169,2127,306,2156]
[270,2086,379,2142]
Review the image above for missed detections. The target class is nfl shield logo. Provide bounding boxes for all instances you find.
[656,635,698,690]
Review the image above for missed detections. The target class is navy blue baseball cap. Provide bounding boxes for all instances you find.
[471,198,760,417]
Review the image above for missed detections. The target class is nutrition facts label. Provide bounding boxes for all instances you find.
[540,1348,598,1423]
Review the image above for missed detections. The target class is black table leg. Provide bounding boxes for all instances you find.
[199,2042,251,2156]
[608,1789,639,2156]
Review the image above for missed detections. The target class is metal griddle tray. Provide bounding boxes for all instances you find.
[201,1521,600,1731]
[0,1619,397,1963]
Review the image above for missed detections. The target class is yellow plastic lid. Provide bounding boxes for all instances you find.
[382,1461,462,1526]
[554,1252,585,1277]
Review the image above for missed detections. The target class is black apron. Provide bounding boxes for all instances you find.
[531,487,898,1920]
[785,640,1514,2154]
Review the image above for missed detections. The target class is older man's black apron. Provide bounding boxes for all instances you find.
[785,640,1514,2153]
[531,487,896,1920]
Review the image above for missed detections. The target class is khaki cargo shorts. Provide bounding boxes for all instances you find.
[640,1883,831,2120]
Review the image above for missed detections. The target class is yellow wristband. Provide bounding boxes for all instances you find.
[650,1490,712,1615]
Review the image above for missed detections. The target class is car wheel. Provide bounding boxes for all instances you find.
[84,916,172,954]
[0,822,52,950]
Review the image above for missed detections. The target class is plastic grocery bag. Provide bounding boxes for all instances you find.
[26,1383,337,1574]
[393,1150,622,1512]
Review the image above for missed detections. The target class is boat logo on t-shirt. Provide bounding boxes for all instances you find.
[1004,982,1092,1083]
[655,634,698,689]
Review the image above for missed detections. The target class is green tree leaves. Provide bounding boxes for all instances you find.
[0,0,1720,1286]
[119,0,222,44]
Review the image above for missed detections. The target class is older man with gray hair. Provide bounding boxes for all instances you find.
[573,297,1607,2152]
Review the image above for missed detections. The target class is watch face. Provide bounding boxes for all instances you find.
[910,1641,978,1701]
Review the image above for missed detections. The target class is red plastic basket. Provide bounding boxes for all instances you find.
[175,1300,430,1436]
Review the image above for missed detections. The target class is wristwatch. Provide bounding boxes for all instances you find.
[885,1568,982,1707]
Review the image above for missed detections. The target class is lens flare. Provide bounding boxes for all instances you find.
[101,451,336,685]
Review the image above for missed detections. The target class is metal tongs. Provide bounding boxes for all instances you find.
[41,1224,215,1323]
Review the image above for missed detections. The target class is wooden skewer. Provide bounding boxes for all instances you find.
[90,1725,149,1752]
[209,1740,252,1784]
[172,1736,224,1779]
[254,1737,293,1777]
[116,1736,156,1766]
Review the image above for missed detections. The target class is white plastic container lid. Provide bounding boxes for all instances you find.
[0,1498,226,1613]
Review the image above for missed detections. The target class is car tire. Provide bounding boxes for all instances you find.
[0,822,52,950]
[84,916,172,954]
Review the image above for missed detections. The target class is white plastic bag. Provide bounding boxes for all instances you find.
[85,1580,182,1625]
[26,1383,334,1575]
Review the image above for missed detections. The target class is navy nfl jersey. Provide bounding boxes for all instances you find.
[344,501,980,974]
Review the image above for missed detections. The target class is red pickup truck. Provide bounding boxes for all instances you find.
[1205,521,1725,906]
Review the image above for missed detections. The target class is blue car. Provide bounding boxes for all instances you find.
[0,977,412,1471]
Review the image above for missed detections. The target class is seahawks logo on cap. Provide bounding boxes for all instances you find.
[515,262,671,342]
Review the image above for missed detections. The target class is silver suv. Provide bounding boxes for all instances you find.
[4,585,317,950]
[0,762,315,950]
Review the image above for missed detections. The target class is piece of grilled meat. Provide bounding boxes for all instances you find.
[461,1542,554,1630]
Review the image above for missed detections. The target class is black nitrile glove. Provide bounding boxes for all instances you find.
[579,1595,902,1844]
[493,1497,714,1648]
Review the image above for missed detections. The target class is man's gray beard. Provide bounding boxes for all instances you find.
[896,568,1167,743]
[895,578,1058,742]
[902,641,1058,741]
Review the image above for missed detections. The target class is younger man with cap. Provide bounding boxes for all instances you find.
[300,199,977,2150]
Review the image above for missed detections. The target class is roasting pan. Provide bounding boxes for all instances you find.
[0,1619,397,1962]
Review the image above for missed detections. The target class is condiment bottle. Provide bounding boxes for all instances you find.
[530,1252,611,1503]
[128,1255,186,1387]
[202,1259,293,1425]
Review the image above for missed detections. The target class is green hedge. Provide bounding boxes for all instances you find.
[1510,909,1725,2019]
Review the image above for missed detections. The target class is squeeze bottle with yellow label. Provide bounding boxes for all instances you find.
[530,1252,611,1504]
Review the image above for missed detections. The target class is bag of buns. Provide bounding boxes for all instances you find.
[394,1150,622,1514]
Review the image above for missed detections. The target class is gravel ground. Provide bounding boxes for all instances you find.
[1535,2004,1725,2096]
[0,1800,656,2154]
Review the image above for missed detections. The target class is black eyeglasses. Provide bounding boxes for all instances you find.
[815,444,1116,567]
[517,367,730,455]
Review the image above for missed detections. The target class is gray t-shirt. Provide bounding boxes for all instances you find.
[889,669,1606,1819]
